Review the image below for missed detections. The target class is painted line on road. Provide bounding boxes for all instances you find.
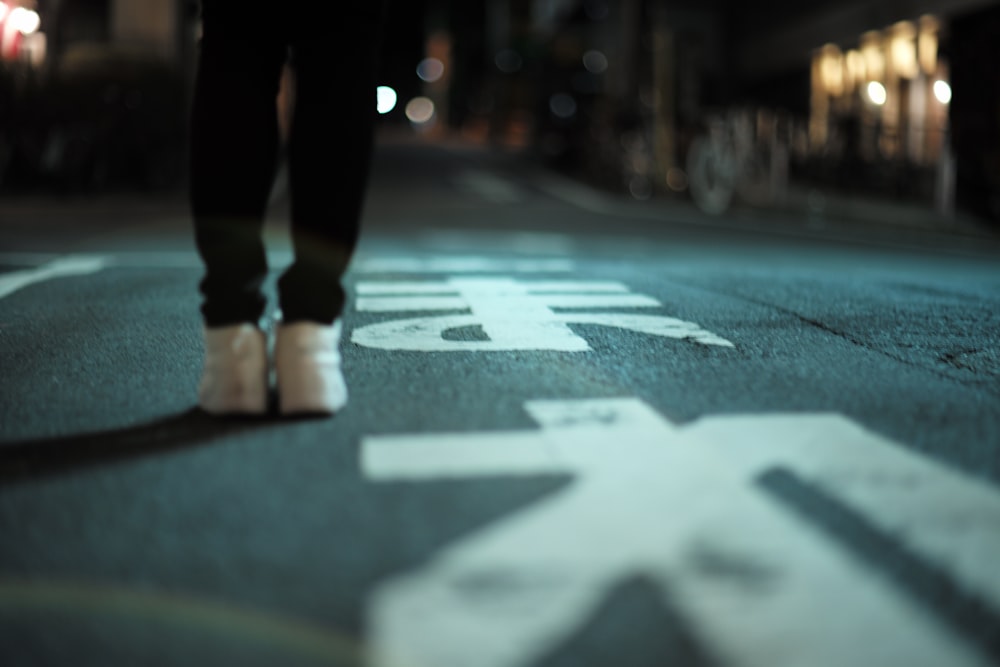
[758,467,1000,663]
[420,231,575,255]
[2,253,574,275]
[355,280,631,295]
[690,411,1000,613]
[0,251,202,269]
[0,255,109,301]
[352,278,733,351]
[363,398,999,667]
[352,256,574,274]
[95,252,206,268]
[0,251,298,271]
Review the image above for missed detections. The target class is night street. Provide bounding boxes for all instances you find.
[2,136,999,666]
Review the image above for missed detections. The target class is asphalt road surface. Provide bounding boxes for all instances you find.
[2,136,1000,667]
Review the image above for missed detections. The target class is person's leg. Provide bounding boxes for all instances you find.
[190,1,287,326]
[277,3,387,324]
[273,4,386,415]
[191,1,288,414]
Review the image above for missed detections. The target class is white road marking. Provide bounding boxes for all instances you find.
[452,170,524,203]
[0,251,301,270]
[692,413,1000,611]
[351,278,733,351]
[99,252,206,268]
[0,255,109,300]
[421,231,574,255]
[2,252,577,276]
[363,398,999,667]
[0,251,203,269]
[355,281,630,295]
[351,257,574,274]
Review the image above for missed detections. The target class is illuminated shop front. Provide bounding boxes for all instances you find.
[809,16,952,203]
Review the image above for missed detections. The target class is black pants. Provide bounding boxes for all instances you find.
[190,1,386,326]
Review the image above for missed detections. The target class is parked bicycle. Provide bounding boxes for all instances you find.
[686,107,788,215]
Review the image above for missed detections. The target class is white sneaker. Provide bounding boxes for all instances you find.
[198,323,269,415]
[275,320,347,416]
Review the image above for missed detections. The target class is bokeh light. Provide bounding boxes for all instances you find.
[376,86,398,114]
[416,57,445,83]
[867,80,887,105]
[9,7,41,34]
[549,93,577,120]
[933,79,952,105]
[582,50,608,74]
[405,96,436,124]
[495,49,523,74]
[666,168,689,192]
[629,176,652,200]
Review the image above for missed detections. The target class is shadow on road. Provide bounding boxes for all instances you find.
[0,409,269,486]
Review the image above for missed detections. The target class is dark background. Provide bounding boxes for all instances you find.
[1,0,998,226]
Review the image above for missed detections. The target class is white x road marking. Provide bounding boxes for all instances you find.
[351,278,733,351]
[363,398,999,667]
